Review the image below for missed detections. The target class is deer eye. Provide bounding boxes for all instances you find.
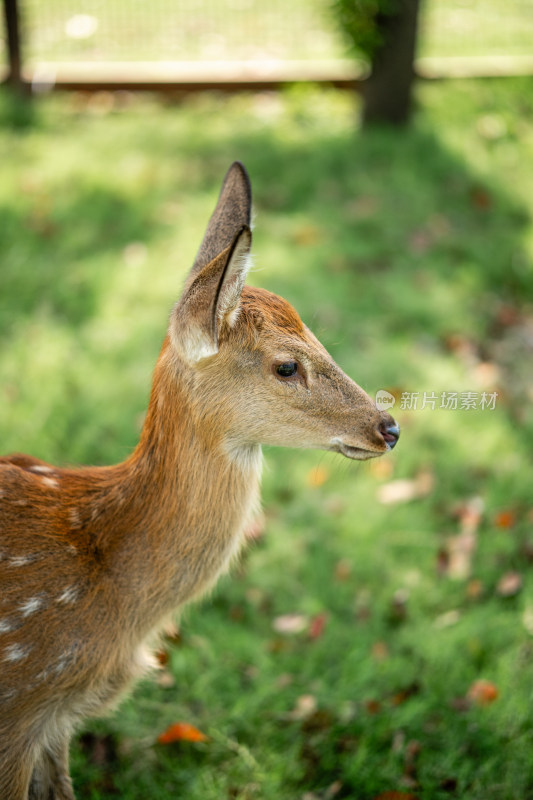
[276,361,298,378]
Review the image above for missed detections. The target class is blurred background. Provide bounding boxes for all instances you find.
[1,2,533,798]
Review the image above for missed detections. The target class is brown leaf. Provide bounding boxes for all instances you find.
[494,509,516,529]
[467,679,499,706]
[309,613,328,640]
[496,571,522,597]
[157,722,208,744]
[466,578,484,599]
[373,793,419,800]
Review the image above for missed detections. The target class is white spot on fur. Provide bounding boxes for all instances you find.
[19,596,46,616]
[69,508,81,528]
[41,476,59,489]
[56,586,78,604]
[29,465,55,474]
[3,643,32,662]
[9,554,38,567]
[0,618,15,634]
[54,650,74,674]
[0,688,18,701]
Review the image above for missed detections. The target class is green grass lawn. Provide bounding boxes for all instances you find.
[1,78,533,799]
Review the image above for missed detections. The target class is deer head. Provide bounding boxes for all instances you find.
[169,161,399,464]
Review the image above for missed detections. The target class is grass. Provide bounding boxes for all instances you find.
[1,78,533,799]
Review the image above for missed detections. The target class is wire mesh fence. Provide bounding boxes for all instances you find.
[2,0,533,81]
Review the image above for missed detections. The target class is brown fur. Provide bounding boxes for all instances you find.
[0,163,398,799]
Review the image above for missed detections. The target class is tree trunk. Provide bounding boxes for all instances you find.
[3,0,25,91]
[362,0,421,126]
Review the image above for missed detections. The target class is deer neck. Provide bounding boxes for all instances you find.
[104,341,262,629]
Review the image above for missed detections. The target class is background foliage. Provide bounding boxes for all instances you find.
[1,77,533,798]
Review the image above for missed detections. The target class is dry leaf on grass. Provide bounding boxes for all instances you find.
[373,792,419,800]
[287,694,318,721]
[157,722,208,744]
[444,496,484,580]
[494,509,516,529]
[377,471,434,505]
[272,613,309,635]
[496,571,522,597]
[309,613,328,640]
[467,679,499,706]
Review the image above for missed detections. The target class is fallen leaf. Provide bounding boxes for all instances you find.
[377,471,434,505]
[466,578,484,599]
[434,609,461,629]
[288,694,317,721]
[444,496,483,580]
[309,613,328,640]
[496,571,522,597]
[325,781,343,799]
[157,722,208,744]
[373,792,419,800]
[306,465,330,488]
[467,679,499,706]
[272,613,309,635]
[495,509,516,529]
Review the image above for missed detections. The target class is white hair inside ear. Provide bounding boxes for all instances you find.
[216,230,253,330]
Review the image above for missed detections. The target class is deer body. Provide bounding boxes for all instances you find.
[0,163,399,799]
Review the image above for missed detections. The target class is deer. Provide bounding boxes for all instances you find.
[0,162,399,799]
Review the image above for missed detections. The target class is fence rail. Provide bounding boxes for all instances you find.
[3,0,533,93]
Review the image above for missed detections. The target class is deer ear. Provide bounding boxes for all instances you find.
[171,225,252,364]
[191,161,252,278]
[170,163,253,364]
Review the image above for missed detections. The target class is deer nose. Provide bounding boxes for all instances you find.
[379,420,400,450]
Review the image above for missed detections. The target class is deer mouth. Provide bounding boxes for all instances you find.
[331,440,382,461]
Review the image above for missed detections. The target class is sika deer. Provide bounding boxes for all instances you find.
[0,162,399,799]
